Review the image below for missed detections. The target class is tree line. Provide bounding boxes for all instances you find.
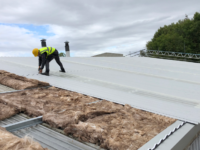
[146,12,200,54]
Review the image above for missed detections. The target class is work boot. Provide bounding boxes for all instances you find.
[41,72,49,76]
[59,68,65,73]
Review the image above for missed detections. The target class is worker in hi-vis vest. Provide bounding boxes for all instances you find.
[32,47,65,76]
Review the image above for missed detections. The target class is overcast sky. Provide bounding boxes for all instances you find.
[0,0,199,57]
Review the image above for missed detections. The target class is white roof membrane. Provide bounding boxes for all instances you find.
[0,57,199,124]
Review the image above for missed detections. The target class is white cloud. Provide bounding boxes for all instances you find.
[0,25,41,52]
[0,0,199,57]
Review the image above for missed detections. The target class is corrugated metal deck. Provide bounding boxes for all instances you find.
[0,84,101,150]
[0,57,200,124]
[0,114,101,150]
[0,84,15,92]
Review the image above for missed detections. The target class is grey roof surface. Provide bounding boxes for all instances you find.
[0,57,199,124]
[0,114,101,150]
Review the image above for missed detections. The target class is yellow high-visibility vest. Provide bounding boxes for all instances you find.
[39,47,56,57]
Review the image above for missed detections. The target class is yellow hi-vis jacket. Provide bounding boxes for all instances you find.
[39,47,56,57]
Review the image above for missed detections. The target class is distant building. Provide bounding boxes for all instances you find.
[92,52,124,57]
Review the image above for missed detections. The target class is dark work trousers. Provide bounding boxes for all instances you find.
[45,50,65,73]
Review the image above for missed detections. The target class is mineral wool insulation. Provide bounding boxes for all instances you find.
[0,71,177,150]
[0,103,18,121]
[0,127,48,150]
[0,87,176,150]
[0,70,49,90]
[0,87,99,116]
[64,102,176,150]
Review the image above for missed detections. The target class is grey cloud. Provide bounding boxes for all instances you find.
[0,0,200,56]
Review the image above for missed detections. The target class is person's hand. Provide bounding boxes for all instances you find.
[39,69,42,74]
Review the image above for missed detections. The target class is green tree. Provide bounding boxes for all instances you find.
[59,52,66,57]
[146,12,200,54]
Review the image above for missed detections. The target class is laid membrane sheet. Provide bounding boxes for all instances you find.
[0,57,200,124]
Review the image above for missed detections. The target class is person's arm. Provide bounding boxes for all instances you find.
[38,56,42,70]
[40,53,47,70]
[39,56,42,67]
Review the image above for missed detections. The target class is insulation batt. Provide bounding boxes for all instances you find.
[0,70,177,150]
[0,70,49,90]
[0,93,26,111]
[0,127,48,150]
[64,104,176,150]
[43,100,123,129]
[0,87,98,117]
[0,103,18,121]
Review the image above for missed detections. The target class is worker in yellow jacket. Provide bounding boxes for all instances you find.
[32,47,65,76]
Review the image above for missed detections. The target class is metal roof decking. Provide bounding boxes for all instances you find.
[0,114,101,150]
[0,84,15,92]
[0,57,200,124]
[0,114,195,150]
[0,85,101,150]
